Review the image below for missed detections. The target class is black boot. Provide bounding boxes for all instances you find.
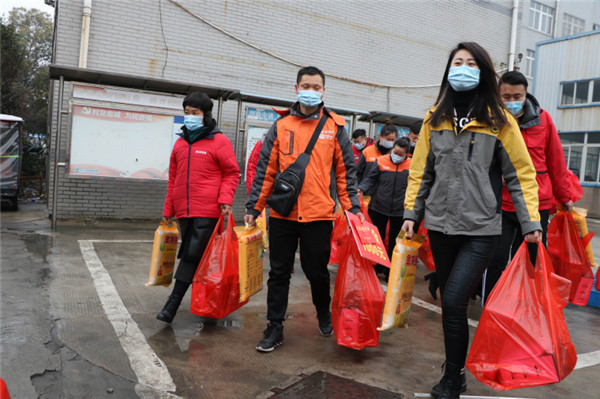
[156,294,183,323]
[431,362,466,399]
[424,272,439,300]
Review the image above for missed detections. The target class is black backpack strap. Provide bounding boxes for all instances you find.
[304,113,329,155]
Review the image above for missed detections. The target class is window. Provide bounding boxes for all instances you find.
[575,82,589,104]
[529,1,555,34]
[560,132,600,184]
[524,49,535,78]
[594,23,600,30]
[562,13,585,36]
[561,82,575,105]
[593,80,600,103]
[560,79,600,106]
[585,146,599,182]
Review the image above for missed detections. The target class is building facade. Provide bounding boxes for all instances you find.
[47,0,526,221]
[533,31,600,216]
[517,0,600,86]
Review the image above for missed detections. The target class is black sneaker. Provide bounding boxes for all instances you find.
[317,310,333,337]
[256,322,284,352]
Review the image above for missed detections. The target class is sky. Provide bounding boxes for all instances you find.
[1,0,54,19]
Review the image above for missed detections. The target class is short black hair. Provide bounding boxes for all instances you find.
[410,120,423,135]
[380,124,398,137]
[352,129,367,139]
[297,66,325,86]
[500,71,529,89]
[394,137,411,151]
[182,92,216,128]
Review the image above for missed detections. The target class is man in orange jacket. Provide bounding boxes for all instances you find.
[245,66,364,352]
[356,124,398,183]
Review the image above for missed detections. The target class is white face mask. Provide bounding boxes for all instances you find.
[390,153,405,164]
[380,140,394,149]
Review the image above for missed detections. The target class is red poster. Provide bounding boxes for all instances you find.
[345,211,391,267]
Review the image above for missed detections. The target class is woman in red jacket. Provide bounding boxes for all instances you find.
[157,92,240,323]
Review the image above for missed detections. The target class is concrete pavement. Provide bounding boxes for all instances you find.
[1,203,599,398]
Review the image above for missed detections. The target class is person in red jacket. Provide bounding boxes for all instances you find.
[484,71,572,301]
[351,128,375,164]
[157,92,240,323]
[246,135,265,195]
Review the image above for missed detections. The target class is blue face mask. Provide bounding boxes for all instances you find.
[354,142,365,151]
[448,65,480,92]
[380,139,394,149]
[390,153,405,164]
[504,100,524,116]
[297,90,323,107]
[184,115,204,131]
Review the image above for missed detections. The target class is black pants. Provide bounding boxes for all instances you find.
[428,230,498,368]
[368,209,404,261]
[174,217,219,284]
[484,210,549,301]
[267,218,333,323]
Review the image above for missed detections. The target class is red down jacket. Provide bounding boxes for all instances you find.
[502,94,571,212]
[163,127,240,219]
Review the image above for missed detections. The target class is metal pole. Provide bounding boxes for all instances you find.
[216,97,223,126]
[352,115,358,133]
[235,99,243,164]
[507,0,520,71]
[51,76,64,231]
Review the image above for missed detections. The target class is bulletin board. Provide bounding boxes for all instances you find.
[68,85,184,180]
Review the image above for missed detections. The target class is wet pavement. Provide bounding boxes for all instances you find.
[1,203,599,399]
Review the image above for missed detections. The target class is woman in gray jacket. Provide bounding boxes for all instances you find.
[401,42,542,399]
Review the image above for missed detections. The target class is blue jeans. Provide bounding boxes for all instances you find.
[428,230,498,368]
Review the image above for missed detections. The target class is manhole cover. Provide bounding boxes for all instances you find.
[270,371,404,398]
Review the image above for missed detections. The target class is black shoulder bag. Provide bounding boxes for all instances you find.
[266,113,329,216]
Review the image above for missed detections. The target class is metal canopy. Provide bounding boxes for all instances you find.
[48,64,239,100]
[229,92,370,117]
[359,111,422,127]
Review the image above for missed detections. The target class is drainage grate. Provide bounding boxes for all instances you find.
[270,371,404,398]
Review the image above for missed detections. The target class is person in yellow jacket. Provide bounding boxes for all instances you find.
[245,66,365,352]
[401,42,542,399]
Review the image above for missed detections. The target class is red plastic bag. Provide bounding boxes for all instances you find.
[417,224,435,271]
[596,268,600,291]
[191,215,248,319]
[1,378,11,399]
[329,211,347,265]
[331,227,385,350]
[547,210,595,305]
[466,243,577,390]
[329,200,371,265]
